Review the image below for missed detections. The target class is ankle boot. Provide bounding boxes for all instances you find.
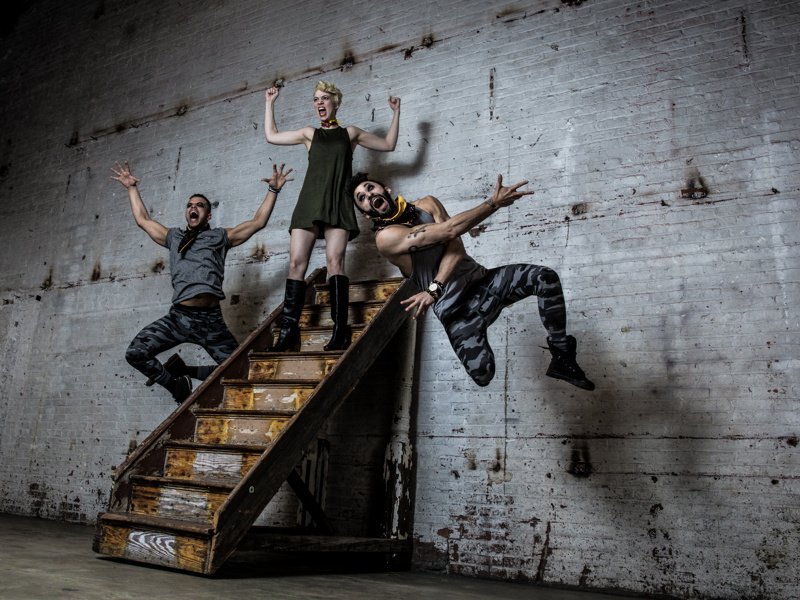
[324,274,352,351]
[546,335,595,390]
[271,279,306,352]
[164,374,192,404]
[145,353,188,386]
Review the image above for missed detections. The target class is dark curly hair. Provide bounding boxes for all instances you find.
[346,172,369,199]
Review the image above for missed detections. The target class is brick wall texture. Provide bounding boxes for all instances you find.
[0,0,798,598]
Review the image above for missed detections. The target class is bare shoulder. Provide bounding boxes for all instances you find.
[414,195,449,220]
[345,124,363,139]
[375,224,406,244]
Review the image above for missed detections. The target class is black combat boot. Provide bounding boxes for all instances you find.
[146,353,188,386]
[165,374,193,404]
[271,279,306,352]
[546,335,595,390]
[323,274,352,351]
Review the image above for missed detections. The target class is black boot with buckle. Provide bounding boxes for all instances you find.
[324,274,352,351]
[271,279,306,352]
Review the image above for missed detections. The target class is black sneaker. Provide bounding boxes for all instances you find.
[546,335,595,391]
[170,374,193,404]
[146,354,188,386]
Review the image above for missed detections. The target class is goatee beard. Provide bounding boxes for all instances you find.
[366,192,396,219]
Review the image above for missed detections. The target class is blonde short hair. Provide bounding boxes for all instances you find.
[314,81,342,107]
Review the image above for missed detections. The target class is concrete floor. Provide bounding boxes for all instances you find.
[0,514,646,600]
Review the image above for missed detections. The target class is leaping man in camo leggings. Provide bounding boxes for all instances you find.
[348,172,594,390]
[111,160,293,403]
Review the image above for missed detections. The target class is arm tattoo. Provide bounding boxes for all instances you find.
[406,224,443,253]
[407,225,429,239]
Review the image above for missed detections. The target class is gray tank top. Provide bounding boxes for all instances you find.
[166,227,231,304]
[409,208,486,319]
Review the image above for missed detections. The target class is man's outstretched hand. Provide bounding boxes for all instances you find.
[489,174,532,208]
[262,163,294,191]
[111,161,139,189]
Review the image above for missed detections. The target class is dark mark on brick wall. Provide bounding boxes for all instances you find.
[534,520,552,581]
[249,243,268,262]
[739,10,750,65]
[41,268,53,290]
[579,564,592,586]
[571,202,589,215]
[567,442,593,477]
[173,147,182,191]
[682,171,710,200]
[340,51,355,71]
[492,447,504,473]
[151,259,165,274]
[91,262,101,281]
[489,67,496,120]
[466,450,477,470]
[404,35,435,60]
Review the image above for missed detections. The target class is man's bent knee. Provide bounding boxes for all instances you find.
[538,267,560,286]
[125,344,147,367]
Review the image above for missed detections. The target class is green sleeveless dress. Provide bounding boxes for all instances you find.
[290,126,360,240]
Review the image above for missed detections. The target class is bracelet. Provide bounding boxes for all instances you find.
[484,198,498,211]
[268,185,281,194]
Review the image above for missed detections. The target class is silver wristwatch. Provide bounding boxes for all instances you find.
[426,280,444,300]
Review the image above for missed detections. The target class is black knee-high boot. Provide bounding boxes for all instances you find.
[271,279,306,352]
[324,275,351,351]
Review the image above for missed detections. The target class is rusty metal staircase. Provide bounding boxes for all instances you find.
[93,269,416,574]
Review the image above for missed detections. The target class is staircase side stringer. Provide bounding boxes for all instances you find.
[205,278,417,574]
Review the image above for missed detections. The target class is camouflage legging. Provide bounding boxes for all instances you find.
[125,304,238,388]
[438,264,567,387]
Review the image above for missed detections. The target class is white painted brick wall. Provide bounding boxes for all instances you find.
[1,0,798,597]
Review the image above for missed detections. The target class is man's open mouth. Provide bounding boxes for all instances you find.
[370,196,387,212]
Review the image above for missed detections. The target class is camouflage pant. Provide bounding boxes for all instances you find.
[439,264,567,387]
[125,304,238,389]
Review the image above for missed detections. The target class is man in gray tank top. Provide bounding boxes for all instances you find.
[347,172,594,390]
[111,161,293,403]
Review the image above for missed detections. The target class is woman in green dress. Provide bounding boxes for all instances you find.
[264,81,401,351]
